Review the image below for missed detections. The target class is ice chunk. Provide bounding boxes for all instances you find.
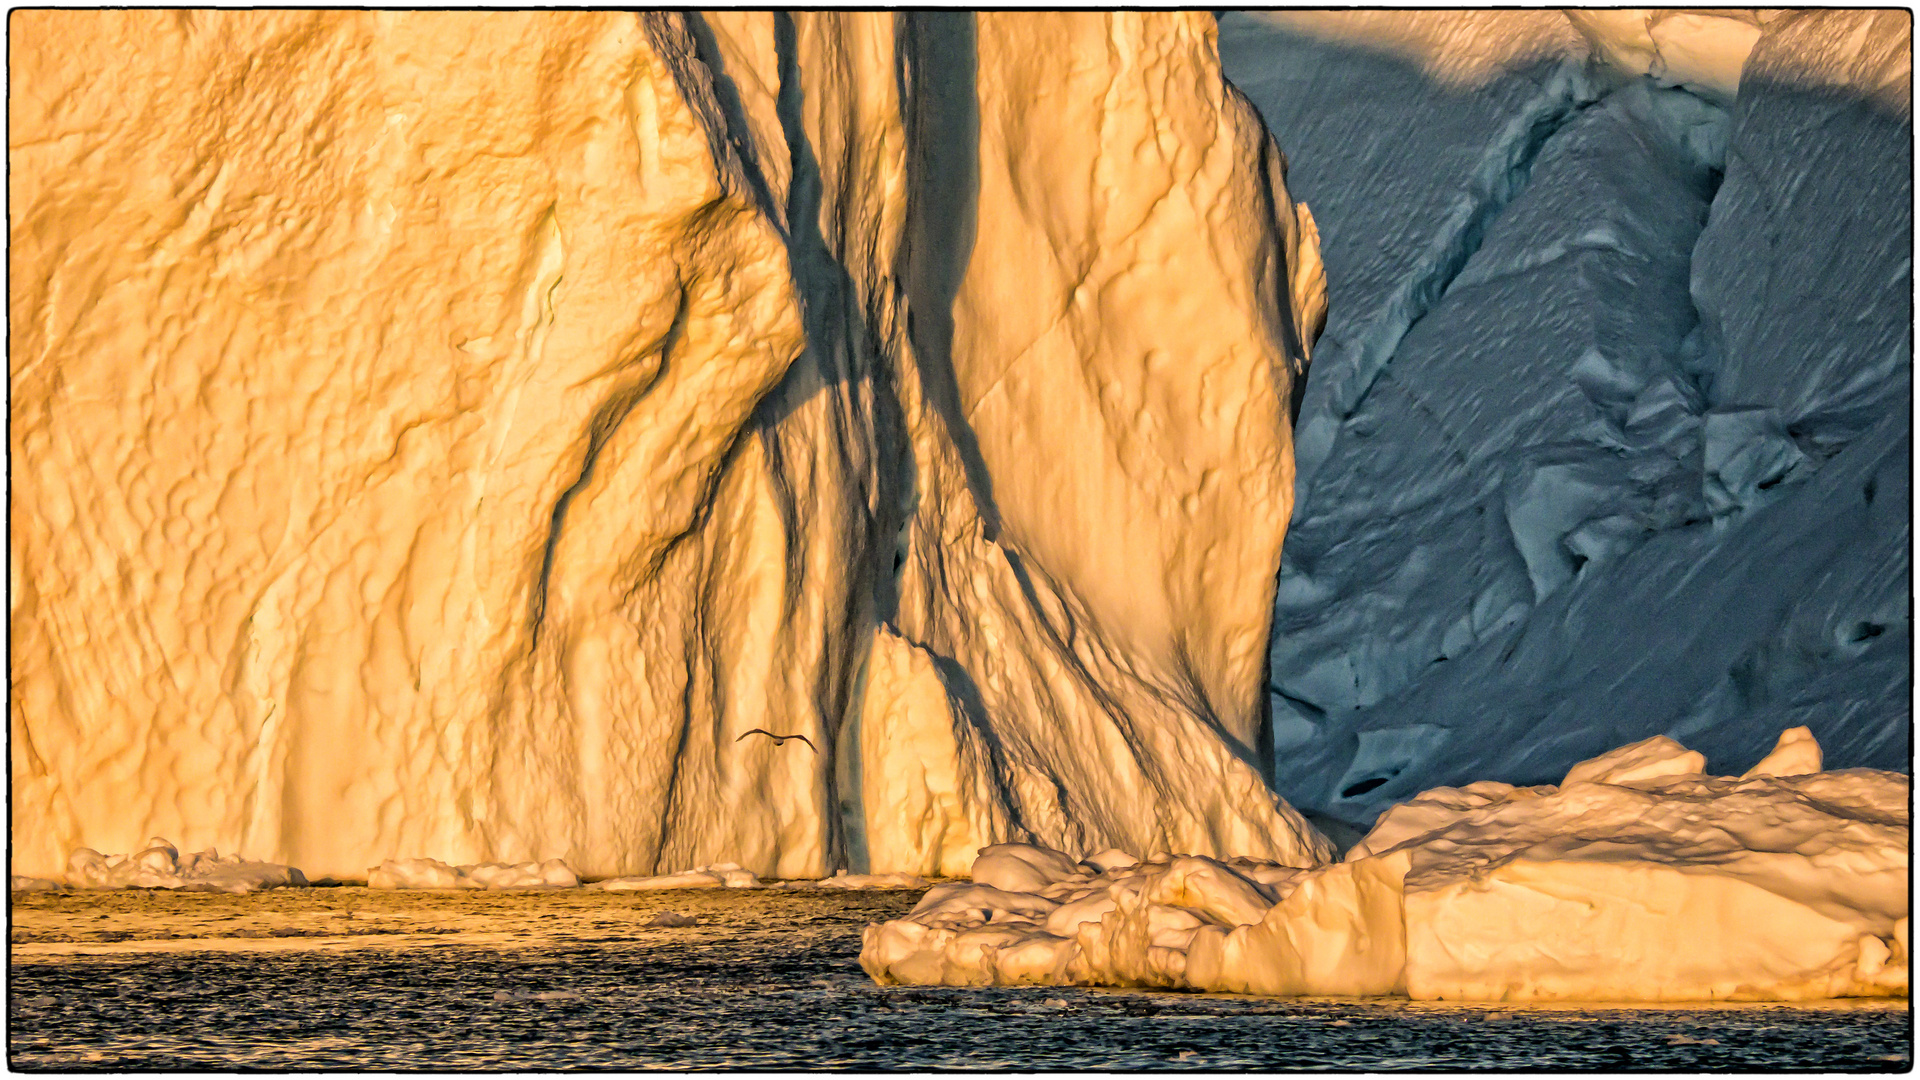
[863,736,1908,1001]
[1145,857,1276,927]
[1188,852,1412,997]
[1080,849,1139,873]
[587,864,759,891]
[1044,890,1120,938]
[1742,726,1823,779]
[971,844,1087,894]
[370,856,580,890]
[1561,735,1706,787]
[64,839,307,893]
[467,859,581,889]
[366,858,463,891]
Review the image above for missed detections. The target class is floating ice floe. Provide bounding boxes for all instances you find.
[862,729,1909,1002]
[586,864,760,891]
[368,856,580,890]
[10,876,66,893]
[64,838,308,893]
[778,871,932,891]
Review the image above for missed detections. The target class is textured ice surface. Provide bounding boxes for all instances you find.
[588,864,758,891]
[1218,11,1599,486]
[780,12,1330,873]
[370,857,581,890]
[863,731,1911,1002]
[1565,10,1767,104]
[63,838,306,893]
[1220,9,1911,827]
[1692,10,1912,432]
[9,11,809,881]
[9,12,1325,879]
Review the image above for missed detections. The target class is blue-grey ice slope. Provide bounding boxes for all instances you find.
[1219,10,1911,827]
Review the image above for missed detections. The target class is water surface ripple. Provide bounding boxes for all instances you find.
[9,887,1911,1070]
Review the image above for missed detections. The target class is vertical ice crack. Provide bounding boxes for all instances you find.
[677,14,787,235]
[1293,63,1601,489]
[527,289,688,644]
[645,12,890,873]
[894,12,999,542]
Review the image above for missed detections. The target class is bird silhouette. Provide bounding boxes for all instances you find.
[736,729,818,752]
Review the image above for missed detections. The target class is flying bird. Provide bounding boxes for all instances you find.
[735,729,818,752]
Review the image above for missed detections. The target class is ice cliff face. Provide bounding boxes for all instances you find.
[9,12,1327,879]
[1221,10,1910,827]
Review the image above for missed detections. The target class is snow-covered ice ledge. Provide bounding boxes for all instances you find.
[861,728,1909,1002]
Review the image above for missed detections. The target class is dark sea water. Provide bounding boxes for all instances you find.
[9,887,1912,1071]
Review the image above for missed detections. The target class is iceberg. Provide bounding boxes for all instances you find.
[63,838,307,893]
[6,8,1905,948]
[9,10,1324,882]
[863,730,1910,1002]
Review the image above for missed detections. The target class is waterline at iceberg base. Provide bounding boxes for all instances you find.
[864,730,1910,1003]
[32,736,1909,1011]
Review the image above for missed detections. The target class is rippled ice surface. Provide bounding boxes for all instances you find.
[10,888,1912,1070]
